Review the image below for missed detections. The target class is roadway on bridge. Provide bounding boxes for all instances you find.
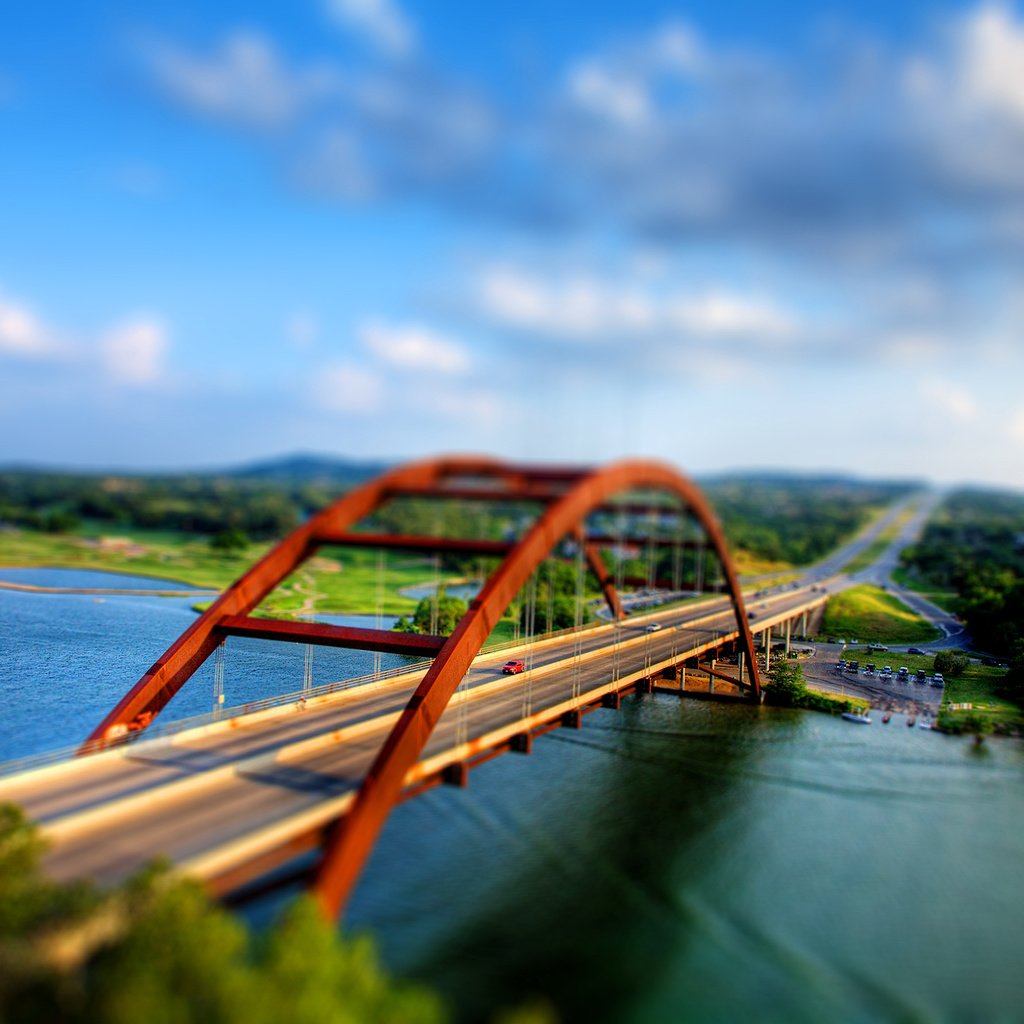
[4,584,823,889]
[0,492,930,895]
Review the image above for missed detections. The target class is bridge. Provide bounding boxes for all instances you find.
[1,457,854,919]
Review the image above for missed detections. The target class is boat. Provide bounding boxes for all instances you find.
[842,711,872,724]
[882,712,892,724]
[918,720,933,730]
[907,716,916,727]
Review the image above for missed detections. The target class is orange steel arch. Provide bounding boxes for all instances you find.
[84,456,536,747]
[82,455,761,921]
[313,459,761,920]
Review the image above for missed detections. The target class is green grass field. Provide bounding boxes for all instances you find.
[0,527,452,615]
[939,667,1022,734]
[821,585,941,644]
[889,567,961,613]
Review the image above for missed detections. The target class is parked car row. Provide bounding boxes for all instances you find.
[833,661,945,687]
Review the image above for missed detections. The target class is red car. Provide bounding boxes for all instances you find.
[502,659,525,675]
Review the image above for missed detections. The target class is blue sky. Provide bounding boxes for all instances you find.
[2,0,1023,487]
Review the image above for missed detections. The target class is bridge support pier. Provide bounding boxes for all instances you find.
[785,619,791,655]
[602,691,621,710]
[561,709,582,729]
[510,732,532,754]
[636,678,653,696]
[443,762,469,787]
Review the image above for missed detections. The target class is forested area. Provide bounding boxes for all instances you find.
[701,476,911,565]
[0,465,910,569]
[0,805,444,1024]
[901,489,1024,696]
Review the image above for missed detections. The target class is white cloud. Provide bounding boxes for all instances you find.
[568,62,650,126]
[314,361,383,413]
[1009,407,1024,443]
[565,22,704,127]
[477,267,795,343]
[326,0,415,57]
[148,31,336,127]
[920,377,977,421]
[0,294,59,357]
[360,319,470,374]
[955,2,1024,122]
[100,317,168,386]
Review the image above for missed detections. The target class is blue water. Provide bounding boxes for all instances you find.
[0,570,408,761]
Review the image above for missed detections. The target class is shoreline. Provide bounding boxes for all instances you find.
[0,579,217,597]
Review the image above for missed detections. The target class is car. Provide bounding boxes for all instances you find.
[908,647,927,656]
[747,611,756,619]
[645,623,662,633]
[897,667,909,679]
[915,669,927,683]
[869,644,889,652]
[930,673,945,687]
[865,664,876,674]
[846,661,859,673]
[502,659,525,675]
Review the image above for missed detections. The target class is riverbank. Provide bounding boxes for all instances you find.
[0,527,460,616]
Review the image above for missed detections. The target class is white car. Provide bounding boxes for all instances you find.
[645,623,662,632]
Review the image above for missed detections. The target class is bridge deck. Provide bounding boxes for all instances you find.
[0,583,830,897]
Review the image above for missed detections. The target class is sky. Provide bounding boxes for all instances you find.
[1,0,1023,487]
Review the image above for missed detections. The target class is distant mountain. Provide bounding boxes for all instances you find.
[222,453,392,485]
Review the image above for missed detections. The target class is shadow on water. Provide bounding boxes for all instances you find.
[346,694,763,1023]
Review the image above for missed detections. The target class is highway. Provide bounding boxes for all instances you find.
[2,583,824,891]
[0,491,932,896]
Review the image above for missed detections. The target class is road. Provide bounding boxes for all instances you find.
[0,584,823,889]
[0,489,947,893]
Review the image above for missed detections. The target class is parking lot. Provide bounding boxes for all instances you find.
[798,642,945,716]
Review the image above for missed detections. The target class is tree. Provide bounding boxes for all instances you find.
[933,650,969,677]
[763,659,807,706]
[209,528,249,554]
[0,804,445,1024]
[393,587,468,637]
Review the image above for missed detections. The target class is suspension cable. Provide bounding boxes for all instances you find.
[213,639,226,716]
[374,549,384,678]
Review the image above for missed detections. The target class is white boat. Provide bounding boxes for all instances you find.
[842,711,872,724]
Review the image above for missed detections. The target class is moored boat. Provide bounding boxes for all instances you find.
[842,711,872,724]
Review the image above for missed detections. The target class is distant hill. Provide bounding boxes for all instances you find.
[222,453,392,485]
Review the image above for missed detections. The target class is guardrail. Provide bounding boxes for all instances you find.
[0,590,748,781]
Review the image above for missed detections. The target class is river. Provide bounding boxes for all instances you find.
[2,570,1023,1022]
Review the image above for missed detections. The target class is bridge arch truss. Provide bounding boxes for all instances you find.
[84,457,762,918]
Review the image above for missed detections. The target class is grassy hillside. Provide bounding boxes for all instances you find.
[821,585,941,644]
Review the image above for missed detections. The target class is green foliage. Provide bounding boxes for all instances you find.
[901,489,1024,660]
[393,587,468,636]
[933,650,968,677]
[209,528,249,554]
[518,562,595,633]
[764,660,808,706]
[0,806,445,1024]
[0,471,301,540]
[702,477,912,566]
[940,708,993,738]
[821,584,940,644]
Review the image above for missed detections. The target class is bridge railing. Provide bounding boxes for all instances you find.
[0,591,731,781]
